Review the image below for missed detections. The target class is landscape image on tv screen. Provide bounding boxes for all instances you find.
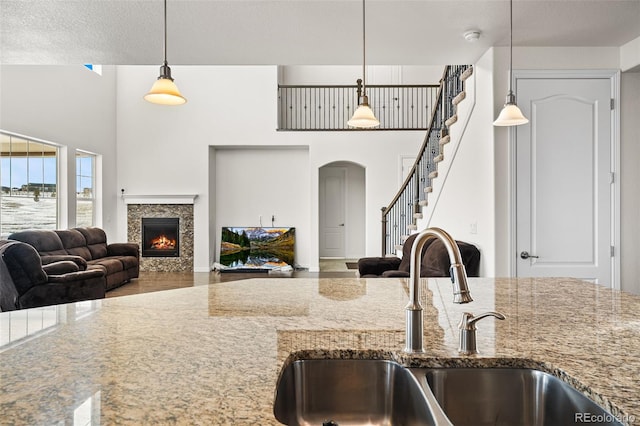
[219,227,295,271]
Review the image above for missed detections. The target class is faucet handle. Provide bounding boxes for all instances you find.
[458,311,506,355]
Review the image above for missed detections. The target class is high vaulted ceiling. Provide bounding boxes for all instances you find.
[1,0,639,66]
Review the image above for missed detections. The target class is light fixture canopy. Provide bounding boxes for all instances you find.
[144,0,186,105]
[348,0,379,129]
[493,0,527,127]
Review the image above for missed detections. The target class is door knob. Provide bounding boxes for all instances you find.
[520,251,539,260]
[338,223,345,226]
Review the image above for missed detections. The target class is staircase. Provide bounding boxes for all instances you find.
[381,65,473,255]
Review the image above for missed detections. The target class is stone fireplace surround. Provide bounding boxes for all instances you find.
[124,195,197,272]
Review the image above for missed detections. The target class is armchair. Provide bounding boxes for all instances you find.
[357,232,481,278]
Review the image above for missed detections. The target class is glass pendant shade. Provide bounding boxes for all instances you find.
[144,65,186,106]
[493,92,528,126]
[348,96,380,128]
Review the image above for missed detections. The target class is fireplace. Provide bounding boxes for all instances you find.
[141,218,180,257]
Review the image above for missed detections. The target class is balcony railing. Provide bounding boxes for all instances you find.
[277,84,439,131]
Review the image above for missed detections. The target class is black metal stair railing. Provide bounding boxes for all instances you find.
[381,65,471,255]
[278,84,439,131]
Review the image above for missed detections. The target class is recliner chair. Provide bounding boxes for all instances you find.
[357,232,481,278]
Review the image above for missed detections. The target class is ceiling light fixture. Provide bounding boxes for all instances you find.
[493,0,528,126]
[347,0,379,129]
[144,0,186,106]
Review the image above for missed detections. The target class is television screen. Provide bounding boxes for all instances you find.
[219,227,295,271]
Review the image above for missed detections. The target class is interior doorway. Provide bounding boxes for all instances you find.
[319,162,366,261]
[512,70,619,287]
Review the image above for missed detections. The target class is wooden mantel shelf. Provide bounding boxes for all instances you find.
[122,194,198,205]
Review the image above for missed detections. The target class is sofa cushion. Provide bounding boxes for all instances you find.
[74,227,108,259]
[357,257,401,277]
[398,233,437,273]
[9,230,67,256]
[87,258,123,275]
[114,256,139,270]
[421,240,481,278]
[55,229,92,260]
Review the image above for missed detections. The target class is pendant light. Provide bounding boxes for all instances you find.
[493,0,527,126]
[348,0,379,128]
[144,0,187,105]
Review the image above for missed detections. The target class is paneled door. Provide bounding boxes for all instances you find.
[320,166,346,258]
[515,72,616,286]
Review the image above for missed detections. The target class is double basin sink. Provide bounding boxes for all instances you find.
[273,359,623,426]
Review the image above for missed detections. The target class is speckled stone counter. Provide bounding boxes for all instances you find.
[1,277,639,425]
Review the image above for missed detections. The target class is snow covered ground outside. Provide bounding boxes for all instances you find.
[1,195,92,238]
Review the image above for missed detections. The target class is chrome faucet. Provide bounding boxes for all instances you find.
[405,227,473,353]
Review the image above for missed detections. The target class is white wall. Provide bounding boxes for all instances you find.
[115,65,424,271]
[0,65,118,237]
[280,65,444,85]
[213,147,311,268]
[620,71,640,294]
[427,50,496,277]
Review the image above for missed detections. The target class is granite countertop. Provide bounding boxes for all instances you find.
[1,277,639,425]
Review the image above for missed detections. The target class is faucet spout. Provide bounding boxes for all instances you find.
[405,227,473,353]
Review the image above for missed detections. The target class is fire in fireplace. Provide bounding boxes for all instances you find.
[142,218,180,257]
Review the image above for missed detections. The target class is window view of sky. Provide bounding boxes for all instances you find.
[1,158,57,188]
[1,157,92,192]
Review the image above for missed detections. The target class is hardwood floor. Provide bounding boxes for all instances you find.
[106,269,358,298]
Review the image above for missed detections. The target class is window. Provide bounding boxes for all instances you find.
[0,132,58,238]
[76,151,96,227]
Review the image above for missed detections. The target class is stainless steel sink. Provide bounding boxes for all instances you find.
[273,359,444,426]
[417,367,623,426]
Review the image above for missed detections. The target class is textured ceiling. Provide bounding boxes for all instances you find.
[1,0,640,65]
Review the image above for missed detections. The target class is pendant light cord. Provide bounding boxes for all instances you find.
[163,0,168,65]
[362,0,367,97]
[508,0,513,94]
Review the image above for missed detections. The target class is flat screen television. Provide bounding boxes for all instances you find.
[219,227,295,271]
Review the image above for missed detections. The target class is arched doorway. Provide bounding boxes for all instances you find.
[318,162,366,267]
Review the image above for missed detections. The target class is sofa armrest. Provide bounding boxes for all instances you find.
[357,257,402,277]
[42,261,79,276]
[47,268,105,283]
[107,243,139,258]
[41,255,88,271]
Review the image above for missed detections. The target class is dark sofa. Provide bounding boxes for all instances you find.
[9,227,139,291]
[0,240,106,311]
[358,232,481,278]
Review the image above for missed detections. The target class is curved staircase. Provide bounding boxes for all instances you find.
[381,65,474,255]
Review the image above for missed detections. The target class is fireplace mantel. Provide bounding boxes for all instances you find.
[123,194,198,205]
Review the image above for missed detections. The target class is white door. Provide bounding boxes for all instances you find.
[515,75,614,285]
[320,167,346,258]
